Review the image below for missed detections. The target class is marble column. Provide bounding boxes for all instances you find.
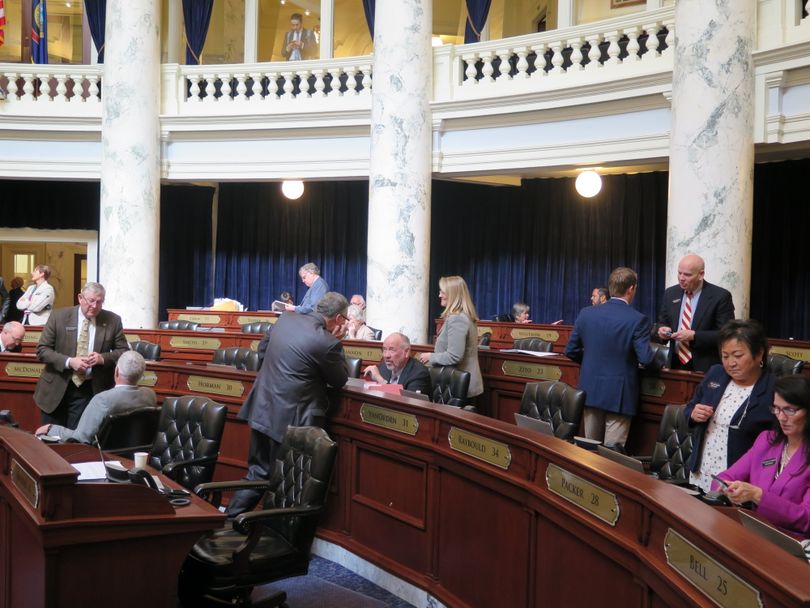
[99,0,161,328]
[366,0,433,343]
[667,0,755,316]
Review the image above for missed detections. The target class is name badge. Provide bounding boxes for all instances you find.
[708,382,721,389]
[66,326,77,331]
[761,458,776,467]
[672,298,681,303]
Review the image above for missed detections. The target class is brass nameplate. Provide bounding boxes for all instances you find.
[769,345,810,364]
[641,377,666,397]
[187,375,245,398]
[250,339,260,351]
[360,403,419,436]
[177,313,221,324]
[23,330,41,343]
[237,315,278,325]
[125,333,141,343]
[343,346,382,361]
[10,460,39,509]
[169,336,222,350]
[510,328,560,342]
[477,325,492,337]
[546,463,619,526]
[664,529,761,608]
[448,427,511,470]
[4,361,45,378]
[501,360,562,381]
[138,371,158,387]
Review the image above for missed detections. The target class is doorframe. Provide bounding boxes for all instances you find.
[0,228,98,282]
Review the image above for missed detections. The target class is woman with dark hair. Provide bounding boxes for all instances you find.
[715,375,810,535]
[685,319,776,492]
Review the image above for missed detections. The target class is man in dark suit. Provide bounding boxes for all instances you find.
[0,321,25,353]
[227,291,349,516]
[281,12,318,61]
[564,267,655,447]
[34,282,129,429]
[363,332,432,394]
[656,254,735,372]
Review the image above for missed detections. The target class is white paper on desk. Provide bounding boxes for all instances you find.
[72,460,122,481]
[499,349,558,357]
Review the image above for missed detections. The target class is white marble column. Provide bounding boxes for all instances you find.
[366,0,433,343]
[99,0,161,328]
[667,0,755,316]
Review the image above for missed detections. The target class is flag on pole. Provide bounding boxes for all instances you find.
[32,0,48,64]
[0,0,6,48]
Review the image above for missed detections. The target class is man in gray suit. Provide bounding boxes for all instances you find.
[285,262,329,314]
[35,351,156,444]
[227,292,349,516]
[34,282,129,429]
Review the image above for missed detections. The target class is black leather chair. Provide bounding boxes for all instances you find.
[367,326,383,341]
[512,337,553,352]
[767,353,805,377]
[479,332,492,347]
[96,406,161,456]
[345,356,362,378]
[649,341,670,369]
[518,381,585,441]
[430,366,470,407]
[212,347,260,372]
[493,313,514,323]
[646,404,693,482]
[129,340,161,361]
[159,320,200,331]
[148,395,227,490]
[240,322,274,334]
[179,426,338,608]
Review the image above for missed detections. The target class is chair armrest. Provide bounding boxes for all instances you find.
[233,504,322,534]
[161,453,218,478]
[194,479,274,508]
[630,455,652,464]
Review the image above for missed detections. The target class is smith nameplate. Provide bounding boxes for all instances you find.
[343,346,382,361]
[125,333,141,343]
[769,345,810,364]
[23,330,41,343]
[641,377,666,397]
[187,375,245,398]
[510,328,560,342]
[177,313,221,324]
[237,315,278,325]
[169,336,222,350]
[4,362,45,378]
[360,404,419,436]
[10,460,39,509]
[501,360,562,381]
[138,371,158,387]
[546,463,619,526]
[448,427,511,470]
[665,529,762,608]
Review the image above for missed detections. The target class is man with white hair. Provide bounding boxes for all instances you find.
[0,321,25,353]
[285,262,329,314]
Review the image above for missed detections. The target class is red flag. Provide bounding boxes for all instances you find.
[0,0,6,47]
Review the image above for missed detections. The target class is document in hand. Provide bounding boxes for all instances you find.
[272,300,287,312]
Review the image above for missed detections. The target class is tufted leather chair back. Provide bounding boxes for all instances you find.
[367,326,383,341]
[241,321,274,334]
[148,396,227,489]
[519,381,585,441]
[159,320,199,331]
[344,356,362,378]
[649,404,693,482]
[513,337,554,352]
[212,347,260,372]
[96,406,161,454]
[129,340,161,361]
[429,366,471,407]
[767,353,805,378]
[493,313,514,323]
[649,341,670,369]
[479,332,492,347]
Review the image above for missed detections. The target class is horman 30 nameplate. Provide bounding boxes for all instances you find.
[169,336,221,350]
[360,404,418,436]
[510,328,560,342]
[502,360,562,381]
[448,427,511,469]
[4,362,45,378]
[665,529,762,608]
[546,463,619,525]
[187,375,245,398]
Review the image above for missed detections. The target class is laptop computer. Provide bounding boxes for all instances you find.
[400,389,431,402]
[514,413,555,437]
[738,509,808,560]
[596,444,645,474]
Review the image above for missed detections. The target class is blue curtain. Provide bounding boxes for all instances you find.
[464,0,491,43]
[214,182,368,310]
[362,0,375,39]
[31,0,48,64]
[83,0,106,63]
[182,0,214,65]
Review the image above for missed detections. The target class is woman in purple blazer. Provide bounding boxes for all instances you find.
[715,375,810,536]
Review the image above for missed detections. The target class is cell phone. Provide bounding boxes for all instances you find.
[711,474,730,490]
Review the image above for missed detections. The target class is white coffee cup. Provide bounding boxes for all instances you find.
[134,451,148,469]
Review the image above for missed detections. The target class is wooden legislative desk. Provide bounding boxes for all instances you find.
[0,427,223,608]
[166,308,280,330]
[436,318,573,352]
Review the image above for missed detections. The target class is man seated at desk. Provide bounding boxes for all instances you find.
[363,332,432,394]
[35,351,156,444]
[0,321,25,353]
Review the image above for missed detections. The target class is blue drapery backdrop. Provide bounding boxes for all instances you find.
[362,0,375,39]
[464,0,492,43]
[182,0,214,65]
[83,0,106,63]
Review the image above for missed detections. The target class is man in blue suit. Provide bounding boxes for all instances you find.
[564,267,656,447]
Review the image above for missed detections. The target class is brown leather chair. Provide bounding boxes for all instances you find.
[240,321,274,334]
[129,340,161,361]
[518,381,585,441]
[430,366,471,408]
[767,353,805,377]
[212,347,260,372]
[513,337,553,352]
[159,320,199,331]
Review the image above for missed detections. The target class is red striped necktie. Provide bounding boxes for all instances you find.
[677,292,693,365]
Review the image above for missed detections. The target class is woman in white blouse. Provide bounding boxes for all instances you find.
[16,264,55,326]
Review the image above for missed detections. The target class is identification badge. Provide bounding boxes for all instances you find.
[761,458,776,467]
[708,382,721,389]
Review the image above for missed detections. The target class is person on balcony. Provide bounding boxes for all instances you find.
[281,13,318,61]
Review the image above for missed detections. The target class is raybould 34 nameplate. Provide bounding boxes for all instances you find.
[546,463,619,525]
[360,404,418,436]
[448,427,511,469]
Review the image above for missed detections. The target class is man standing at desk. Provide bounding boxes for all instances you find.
[565,267,655,447]
[228,292,349,516]
[363,332,432,394]
[286,262,329,314]
[34,282,129,429]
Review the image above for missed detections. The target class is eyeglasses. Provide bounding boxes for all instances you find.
[769,405,801,417]
[81,296,104,307]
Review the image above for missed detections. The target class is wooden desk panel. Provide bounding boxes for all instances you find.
[435,319,572,352]
[167,308,280,330]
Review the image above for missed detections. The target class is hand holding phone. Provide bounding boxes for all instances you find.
[711,473,730,491]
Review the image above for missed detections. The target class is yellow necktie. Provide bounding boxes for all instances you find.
[71,318,90,386]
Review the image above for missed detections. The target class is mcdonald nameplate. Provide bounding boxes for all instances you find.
[546,463,619,526]
[23,330,41,343]
[10,460,39,509]
[769,345,810,364]
[4,362,44,378]
[501,360,562,381]
[665,529,762,608]
[510,328,560,342]
[169,336,222,350]
[448,427,511,470]
[360,404,419,436]
[343,346,382,361]
[125,334,141,343]
[641,377,666,397]
[187,375,245,398]
[237,315,278,325]
[177,313,221,324]
[138,371,158,387]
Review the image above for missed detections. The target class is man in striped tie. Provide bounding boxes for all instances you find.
[656,254,735,372]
